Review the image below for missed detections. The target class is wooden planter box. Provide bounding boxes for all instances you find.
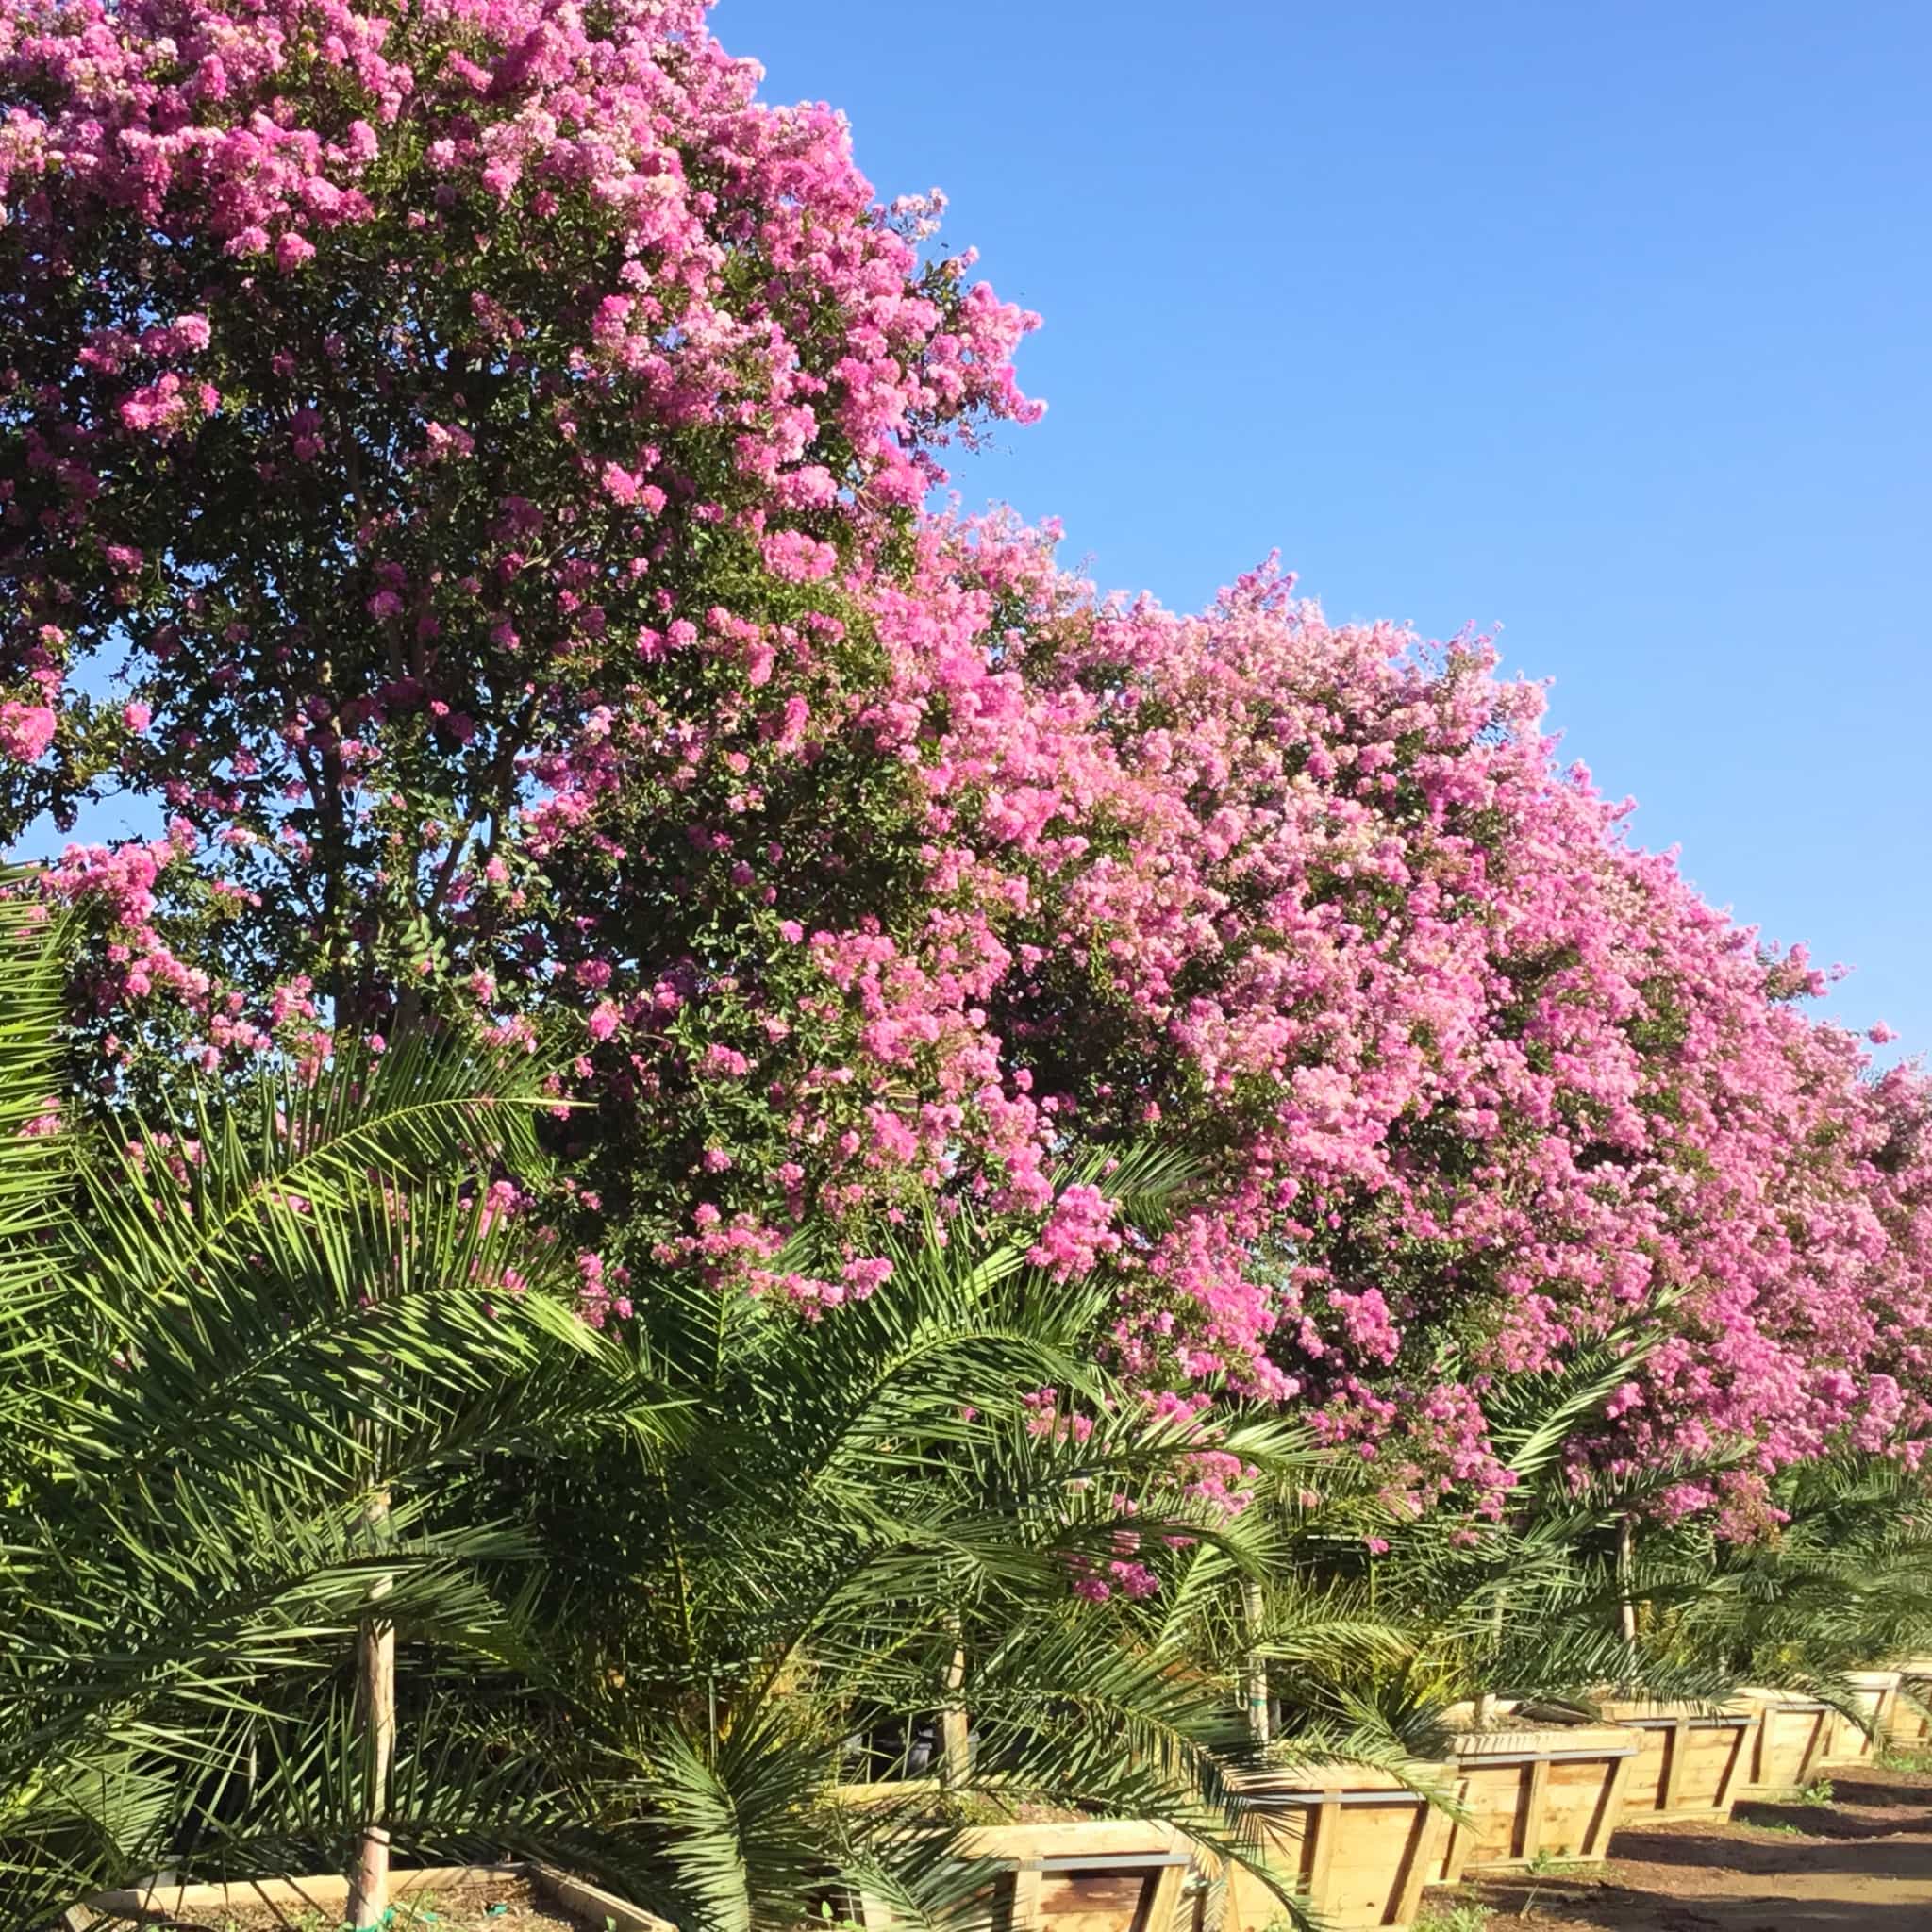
[1890,1661,1932,1747]
[926,1822,1203,1932]
[1428,1715,1637,1884]
[1738,1688,1834,1795]
[1222,1765,1454,1932]
[837,1794,1214,1932]
[75,1865,674,1932]
[1819,1670,1902,1768]
[1596,1701,1756,1824]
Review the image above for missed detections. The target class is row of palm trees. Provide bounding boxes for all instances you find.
[5,881,1928,1931]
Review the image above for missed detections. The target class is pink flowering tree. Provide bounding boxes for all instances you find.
[0,0,1033,1050]
[4,0,1927,1526]
[980,553,1932,1519]
[0,0,1060,1292]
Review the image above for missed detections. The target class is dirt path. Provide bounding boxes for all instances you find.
[1451,1759,1932,1931]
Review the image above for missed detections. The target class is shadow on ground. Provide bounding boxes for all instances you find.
[1460,1760,1932,1932]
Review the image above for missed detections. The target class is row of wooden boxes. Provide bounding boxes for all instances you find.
[1237,1673,1922,1929]
[884,1668,1930,1932]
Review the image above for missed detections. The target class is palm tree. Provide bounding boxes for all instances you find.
[0,888,1373,1932]
[500,1171,1374,1932]
[1224,1314,1748,1755]
[0,882,671,1924]
[1647,1454,1932,1705]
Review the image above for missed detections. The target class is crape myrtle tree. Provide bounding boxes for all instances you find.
[4,0,1930,1525]
[989,555,1932,1526]
[0,0,1043,1262]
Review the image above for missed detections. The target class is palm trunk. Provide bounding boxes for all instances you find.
[1617,1514,1638,1644]
[1474,1588,1506,1728]
[1242,1578,1271,1746]
[940,1609,970,1788]
[346,1487,395,1931]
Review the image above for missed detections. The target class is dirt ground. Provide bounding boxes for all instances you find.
[99,1762,1932,1932]
[1444,1757,1932,1931]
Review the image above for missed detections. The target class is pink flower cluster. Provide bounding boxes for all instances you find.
[0,702,55,763]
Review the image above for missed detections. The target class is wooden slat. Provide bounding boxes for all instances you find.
[1657,1718,1690,1813]
[1141,1859,1188,1932]
[1391,1799,1445,1927]
[1303,1797,1340,1908]
[1007,1863,1045,1932]
[536,1867,681,1932]
[1710,1723,1744,1808]
[1591,1749,1635,1857]
[1519,1757,1550,1864]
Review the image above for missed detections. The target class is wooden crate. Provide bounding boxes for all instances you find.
[1891,1664,1932,1747]
[1223,1765,1454,1932]
[1430,1722,1637,1884]
[1819,1670,1902,1768]
[1738,1689,1833,1795]
[895,1821,1201,1932]
[1596,1701,1756,1823]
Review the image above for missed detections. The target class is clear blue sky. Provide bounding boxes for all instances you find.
[719,0,1930,1058]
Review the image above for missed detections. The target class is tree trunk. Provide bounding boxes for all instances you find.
[1617,1514,1639,1644]
[1474,1586,1507,1727]
[346,1489,396,1932]
[940,1609,970,1788]
[1241,1578,1271,1746]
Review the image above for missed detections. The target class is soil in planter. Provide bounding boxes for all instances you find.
[835,1781,1097,1826]
[104,1876,583,1932]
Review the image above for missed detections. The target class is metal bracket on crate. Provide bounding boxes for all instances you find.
[1006,1844,1195,1932]
[1624,1716,1749,1731]
[1457,1744,1638,1768]
[1015,1853,1193,1874]
[1249,1787,1432,1807]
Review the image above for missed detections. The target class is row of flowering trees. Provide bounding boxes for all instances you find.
[3,0,1928,1554]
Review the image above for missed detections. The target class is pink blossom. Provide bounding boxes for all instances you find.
[0,703,57,762]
